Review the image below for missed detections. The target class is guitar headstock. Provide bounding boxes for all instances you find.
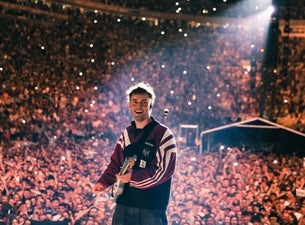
[127,155,137,168]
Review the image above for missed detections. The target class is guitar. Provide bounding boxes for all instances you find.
[112,155,137,201]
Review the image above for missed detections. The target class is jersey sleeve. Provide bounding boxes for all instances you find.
[97,134,125,187]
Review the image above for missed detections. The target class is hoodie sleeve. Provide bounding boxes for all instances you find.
[97,134,125,187]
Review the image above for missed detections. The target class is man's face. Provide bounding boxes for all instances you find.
[128,93,152,123]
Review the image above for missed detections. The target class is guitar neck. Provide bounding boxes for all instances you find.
[119,159,131,175]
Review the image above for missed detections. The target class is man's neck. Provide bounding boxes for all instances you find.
[134,118,152,129]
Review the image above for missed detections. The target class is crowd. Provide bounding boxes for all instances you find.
[2,0,305,143]
[1,141,305,225]
[1,1,305,225]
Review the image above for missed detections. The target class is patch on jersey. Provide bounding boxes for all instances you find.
[142,148,150,157]
[139,159,147,168]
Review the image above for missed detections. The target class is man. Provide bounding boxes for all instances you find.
[93,82,177,225]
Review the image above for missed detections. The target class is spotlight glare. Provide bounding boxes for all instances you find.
[267,6,275,14]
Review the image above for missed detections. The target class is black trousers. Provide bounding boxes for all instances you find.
[112,204,168,225]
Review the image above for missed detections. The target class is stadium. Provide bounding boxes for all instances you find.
[1,0,305,224]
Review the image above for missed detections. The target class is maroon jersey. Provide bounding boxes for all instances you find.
[97,117,177,210]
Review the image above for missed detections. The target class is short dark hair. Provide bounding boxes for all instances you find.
[126,82,155,106]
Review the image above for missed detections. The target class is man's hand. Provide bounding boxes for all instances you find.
[93,183,107,193]
[116,170,132,183]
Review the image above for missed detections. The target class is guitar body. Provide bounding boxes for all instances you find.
[112,155,137,201]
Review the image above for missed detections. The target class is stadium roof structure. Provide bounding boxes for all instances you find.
[200,117,305,156]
